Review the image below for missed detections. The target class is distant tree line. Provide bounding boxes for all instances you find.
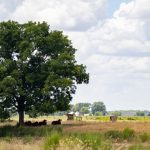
[71,101,106,116]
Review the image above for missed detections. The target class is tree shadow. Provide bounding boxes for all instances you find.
[0,125,62,138]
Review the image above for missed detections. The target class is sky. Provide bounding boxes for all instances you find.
[0,0,150,110]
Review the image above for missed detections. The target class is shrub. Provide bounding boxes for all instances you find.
[122,128,135,141]
[105,130,123,140]
[127,117,135,120]
[140,132,150,142]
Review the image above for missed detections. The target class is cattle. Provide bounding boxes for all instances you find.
[24,121,32,126]
[51,119,62,125]
[39,120,47,126]
[24,120,47,126]
[32,121,39,126]
[110,115,117,122]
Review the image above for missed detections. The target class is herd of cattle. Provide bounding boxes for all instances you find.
[24,119,62,126]
[24,116,117,126]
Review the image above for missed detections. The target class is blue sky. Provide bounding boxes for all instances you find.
[107,0,131,17]
[0,0,150,110]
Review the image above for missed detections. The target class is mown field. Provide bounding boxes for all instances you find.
[1,116,150,150]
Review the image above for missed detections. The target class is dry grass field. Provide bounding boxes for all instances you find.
[62,121,150,133]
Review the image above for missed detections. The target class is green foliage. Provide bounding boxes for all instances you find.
[91,101,106,115]
[80,107,90,115]
[0,107,10,121]
[27,106,39,118]
[72,103,91,113]
[0,21,89,124]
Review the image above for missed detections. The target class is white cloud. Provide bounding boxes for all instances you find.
[0,0,23,21]
[0,3,8,20]
[9,0,106,31]
[69,0,150,109]
[1,0,150,109]
[114,0,150,19]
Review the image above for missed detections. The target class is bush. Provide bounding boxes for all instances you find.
[105,130,123,140]
[127,117,135,120]
[122,128,135,141]
[140,132,150,142]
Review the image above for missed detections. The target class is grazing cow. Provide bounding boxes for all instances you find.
[51,119,62,125]
[24,121,32,126]
[32,121,39,126]
[110,115,117,122]
[39,120,47,126]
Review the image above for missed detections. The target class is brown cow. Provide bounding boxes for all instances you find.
[39,120,47,126]
[51,119,62,125]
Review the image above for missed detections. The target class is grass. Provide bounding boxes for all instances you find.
[105,128,135,142]
[0,125,62,138]
[1,117,150,149]
[139,132,150,142]
[44,132,61,150]
[128,144,150,150]
[122,128,135,141]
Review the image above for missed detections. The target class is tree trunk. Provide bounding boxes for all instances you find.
[18,111,24,125]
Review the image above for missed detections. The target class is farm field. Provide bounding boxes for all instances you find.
[1,116,150,150]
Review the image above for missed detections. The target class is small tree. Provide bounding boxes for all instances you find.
[0,21,89,125]
[136,111,145,116]
[91,101,106,115]
[112,111,122,116]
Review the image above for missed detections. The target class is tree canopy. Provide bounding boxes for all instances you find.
[72,103,91,113]
[91,101,106,115]
[0,21,89,124]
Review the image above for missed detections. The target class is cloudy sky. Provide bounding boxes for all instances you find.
[0,0,150,110]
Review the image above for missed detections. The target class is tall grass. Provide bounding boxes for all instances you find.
[70,133,103,150]
[43,132,113,150]
[44,132,61,150]
[105,128,135,141]
[0,125,62,137]
[122,128,135,141]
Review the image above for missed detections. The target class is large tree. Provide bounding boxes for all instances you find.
[0,21,89,125]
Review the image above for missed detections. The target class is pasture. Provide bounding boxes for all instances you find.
[1,116,150,150]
